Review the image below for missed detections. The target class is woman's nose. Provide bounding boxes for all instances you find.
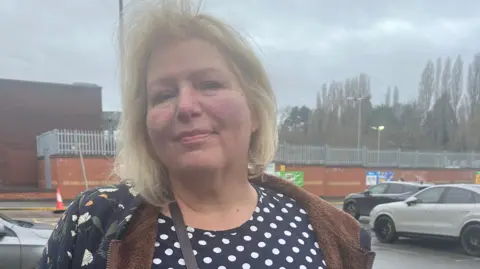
[175,85,202,122]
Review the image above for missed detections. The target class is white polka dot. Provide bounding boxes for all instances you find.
[310,249,317,255]
[308,224,313,230]
[263,207,270,213]
[165,248,173,255]
[154,242,160,247]
[264,232,272,238]
[158,218,166,223]
[258,241,266,248]
[290,222,297,228]
[228,255,236,262]
[242,263,251,269]
[277,193,284,197]
[159,234,168,240]
[222,238,230,244]
[286,256,293,263]
[250,226,258,232]
[178,258,185,265]
[276,216,283,221]
[278,239,286,245]
[251,252,259,258]
[295,216,302,222]
[171,226,175,231]
[174,242,180,248]
[257,216,264,222]
[270,223,277,229]
[186,227,195,232]
[306,256,313,263]
[284,230,292,236]
[193,250,197,255]
[153,258,161,264]
[213,247,222,253]
[303,232,309,238]
[298,238,305,244]
[300,265,307,269]
[255,207,260,213]
[204,231,215,237]
[203,257,212,264]
[272,248,280,255]
[323,260,327,266]
[244,235,252,241]
[268,203,275,208]
[314,242,320,248]
[219,266,226,269]
[188,233,193,239]
[237,245,244,252]
[293,247,300,253]
[231,232,237,236]
[286,203,293,208]
[281,208,288,213]
[273,196,279,201]
[265,259,273,266]
[198,240,207,245]
[300,209,307,214]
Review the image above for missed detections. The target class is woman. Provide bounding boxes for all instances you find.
[37,1,375,268]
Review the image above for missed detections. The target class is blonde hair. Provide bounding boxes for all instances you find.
[114,0,278,206]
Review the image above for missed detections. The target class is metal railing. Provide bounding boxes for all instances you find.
[37,129,480,168]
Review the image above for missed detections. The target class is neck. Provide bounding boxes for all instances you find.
[169,168,257,215]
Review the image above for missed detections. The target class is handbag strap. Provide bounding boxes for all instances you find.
[169,202,199,269]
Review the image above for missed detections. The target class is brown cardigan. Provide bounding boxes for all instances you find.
[106,174,376,269]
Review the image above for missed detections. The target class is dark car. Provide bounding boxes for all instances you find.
[342,181,433,219]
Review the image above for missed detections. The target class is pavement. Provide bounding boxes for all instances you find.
[1,203,479,268]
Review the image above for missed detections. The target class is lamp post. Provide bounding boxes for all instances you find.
[371,125,385,163]
[346,95,370,150]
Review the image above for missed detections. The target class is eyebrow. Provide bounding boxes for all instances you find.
[147,67,226,89]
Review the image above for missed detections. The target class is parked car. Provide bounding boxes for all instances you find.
[343,181,432,219]
[369,184,480,257]
[0,213,53,269]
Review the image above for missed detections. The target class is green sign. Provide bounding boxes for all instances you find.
[277,171,304,187]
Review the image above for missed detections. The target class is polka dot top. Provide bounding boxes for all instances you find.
[151,185,327,269]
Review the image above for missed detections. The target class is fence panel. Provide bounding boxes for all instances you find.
[36,129,480,169]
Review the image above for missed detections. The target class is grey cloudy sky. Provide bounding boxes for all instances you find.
[1,0,479,111]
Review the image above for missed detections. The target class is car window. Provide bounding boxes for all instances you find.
[403,185,422,194]
[415,187,445,203]
[385,184,405,194]
[441,187,475,204]
[369,183,388,194]
[474,193,480,203]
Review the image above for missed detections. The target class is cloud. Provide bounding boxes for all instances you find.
[1,0,479,110]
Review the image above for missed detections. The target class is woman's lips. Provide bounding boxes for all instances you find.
[179,133,211,145]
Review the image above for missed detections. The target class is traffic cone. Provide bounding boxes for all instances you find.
[53,187,66,214]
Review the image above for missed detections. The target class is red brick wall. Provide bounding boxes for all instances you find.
[38,157,119,199]
[37,157,478,200]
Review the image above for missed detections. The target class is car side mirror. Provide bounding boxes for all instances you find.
[0,223,6,237]
[364,190,371,196]
[405,196,419,206]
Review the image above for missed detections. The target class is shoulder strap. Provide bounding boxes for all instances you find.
[169,202,199,269]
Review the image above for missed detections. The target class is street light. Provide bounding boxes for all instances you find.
[371,125,385,163]
[346,95,370,150]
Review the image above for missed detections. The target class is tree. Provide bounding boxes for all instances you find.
[434,57,442,100]
[417,60,435,118]
[450,55,463,114]
[441,56,452,97]
[385,87,391,107]
[393,86,400,106]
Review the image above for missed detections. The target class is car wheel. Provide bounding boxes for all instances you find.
[344,202,360,219]
[374,215,398,243]
[460,223,480,257]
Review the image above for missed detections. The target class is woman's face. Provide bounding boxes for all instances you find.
[145,39,257,174]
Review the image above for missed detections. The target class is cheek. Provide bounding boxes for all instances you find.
[146,107,174,136]
[208,95,252,131]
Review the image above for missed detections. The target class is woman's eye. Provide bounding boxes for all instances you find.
[198,81,223,90]
[151,91,177,104]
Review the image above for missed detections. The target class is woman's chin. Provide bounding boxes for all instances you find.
[175,152,224,171]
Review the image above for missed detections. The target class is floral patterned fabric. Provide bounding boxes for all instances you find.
[36,184,142,269]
